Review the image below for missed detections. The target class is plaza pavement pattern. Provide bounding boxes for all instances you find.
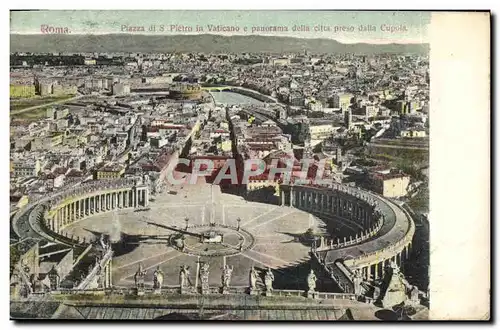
[62,181,327,290]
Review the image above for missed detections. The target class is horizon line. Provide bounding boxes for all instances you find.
[10,32,429,45]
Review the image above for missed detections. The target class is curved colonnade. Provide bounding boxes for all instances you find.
[12,179,149,247]
[280,183,415,294]
[13,179,414,298]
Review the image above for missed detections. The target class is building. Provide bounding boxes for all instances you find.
[10,84,36,98]
[35,80,53,96]
[12,159,41,178]
[149,136,170,149]
[344,109,352,129]
[52,84,77,95]
[270,58,291,66]
[397,100,417,115]
[362,105,379,120]
[30,134,64,150]
[308,101,323,112]
[400,129,427,138]
[332,93,354,113]
[278,108,288,120]
[261,120,277,128]
[368,170,410,198]
[310,124,335,141]
[169,83,202,100]
[112,83,131,96]
[95,163,126,180]
[46,107,69,120]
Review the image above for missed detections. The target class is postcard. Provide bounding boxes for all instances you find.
[9,10,490,321]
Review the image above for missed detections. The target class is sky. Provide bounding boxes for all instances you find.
[10,10,430,44]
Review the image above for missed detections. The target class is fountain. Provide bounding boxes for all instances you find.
[109,211,122,243]
[201,230,223,244]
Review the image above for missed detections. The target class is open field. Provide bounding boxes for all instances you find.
[10,94,75,111]
[11,107,49,122]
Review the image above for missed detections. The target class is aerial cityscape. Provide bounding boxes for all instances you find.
[10,11,430,321]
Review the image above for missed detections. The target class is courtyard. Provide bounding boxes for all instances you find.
[62,182,328,290]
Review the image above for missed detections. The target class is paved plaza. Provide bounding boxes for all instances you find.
[63,181,327,290]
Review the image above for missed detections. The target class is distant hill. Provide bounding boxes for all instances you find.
[10,34,429,54]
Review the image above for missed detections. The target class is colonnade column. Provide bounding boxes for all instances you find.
[52,211,57,231]
[61,206,65,226]
[397,252,403,271]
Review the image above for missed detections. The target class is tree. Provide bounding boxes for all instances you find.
[313,143,323,153]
